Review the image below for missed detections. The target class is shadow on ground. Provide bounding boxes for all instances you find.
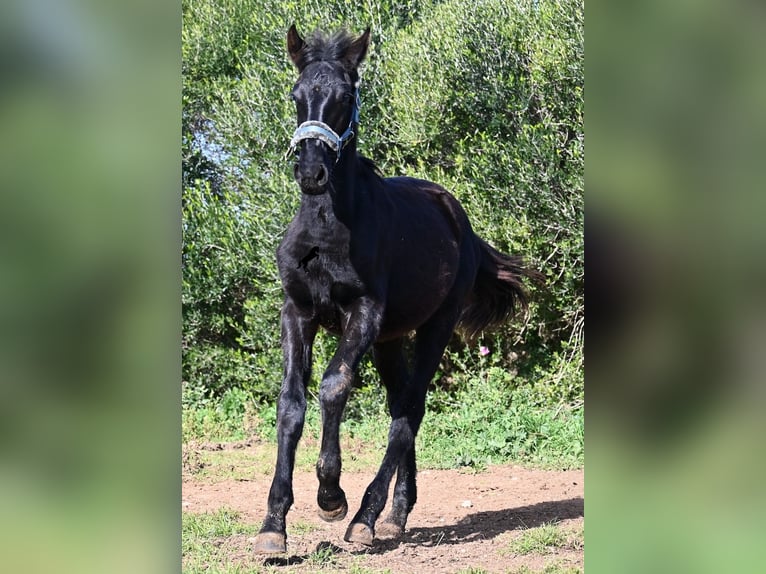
[358,497,584,554]
[262,497,584,564]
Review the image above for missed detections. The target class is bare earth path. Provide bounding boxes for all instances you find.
[183,443,583,573]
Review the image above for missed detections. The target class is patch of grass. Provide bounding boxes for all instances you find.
[195,448,274,481]
[506,523,569,556]
[183,368,583,472]
[183,425,388,484]
[183,508,259,545]
[306,542,340,568]
[418,369,584,470]
[184,563,264,574]
[182,509,261,573]
[347,563,392,574]
[567,524,584,551]
[509,564,582,574]
[287,519,320,536]
[182,402,245,443]
[182,386,261,443]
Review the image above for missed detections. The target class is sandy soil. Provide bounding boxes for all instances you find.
[182,442,583,573]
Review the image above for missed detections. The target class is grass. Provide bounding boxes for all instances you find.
[347,565,392,574]
[184,448,274,481]
[505,522,584,556]
[456,566,581,574]
[418,372,584,470]
[183,509,260,547]
[181,509,397,573]
[287,520,320,536]
[305,542,340,568]
[509,523,568,555]
[183,366,583,472]
[182,509,261,573]
[509,564,582,574]
[182,433,396,485]
[181,506,395,574]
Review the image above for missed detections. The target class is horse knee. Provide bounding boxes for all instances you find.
[318,366,353,410]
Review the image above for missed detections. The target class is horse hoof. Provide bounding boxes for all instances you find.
[344,522,374,546]
[375,520,404,540]
[253,531,287,555]
[318,501,348,522]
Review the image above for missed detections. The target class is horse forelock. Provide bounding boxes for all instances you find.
[294,29,359,72]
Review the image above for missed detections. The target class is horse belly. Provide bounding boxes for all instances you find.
[379,243,460,338]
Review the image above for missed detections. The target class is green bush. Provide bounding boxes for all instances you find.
[182,0,583,410]
[419,367,584,468]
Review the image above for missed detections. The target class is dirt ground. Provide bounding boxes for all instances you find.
[182,442,584,573]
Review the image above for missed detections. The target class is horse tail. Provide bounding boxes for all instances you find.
[459,237,542,339]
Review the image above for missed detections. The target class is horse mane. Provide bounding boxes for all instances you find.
[292,29,359,70]
[357,155,384,182]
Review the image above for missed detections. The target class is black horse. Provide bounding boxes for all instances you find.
[254,25,539,554]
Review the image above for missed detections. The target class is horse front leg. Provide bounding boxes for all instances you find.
[253,299,317,555]
[316,298,383,523]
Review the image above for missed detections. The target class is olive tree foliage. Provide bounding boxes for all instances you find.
[182,0,583,406]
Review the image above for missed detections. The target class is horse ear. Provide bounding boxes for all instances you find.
[343,27,371,71]
[287,24,305,69]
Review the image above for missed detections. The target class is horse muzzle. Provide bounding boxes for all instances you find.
[294,156,330,194]
[288,115,357,194]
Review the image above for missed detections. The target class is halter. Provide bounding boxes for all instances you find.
[287,86,361,163]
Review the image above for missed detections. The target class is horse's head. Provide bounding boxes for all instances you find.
[286,25,370,195]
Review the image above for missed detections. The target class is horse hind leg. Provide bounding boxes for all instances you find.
[345,393,424,546]
[345,313,457,545]
[376,342,419,539]
[342,338,411,545]
[376,446,416,539]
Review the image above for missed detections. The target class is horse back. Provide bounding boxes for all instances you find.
[371,177,480,334]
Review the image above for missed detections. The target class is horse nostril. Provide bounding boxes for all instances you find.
[316,165,329,186]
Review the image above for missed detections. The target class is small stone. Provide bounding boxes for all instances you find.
[461,500,473,508]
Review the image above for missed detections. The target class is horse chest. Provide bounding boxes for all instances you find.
[278,238,366,331]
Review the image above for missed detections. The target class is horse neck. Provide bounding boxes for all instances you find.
[325,143,361,223]
[296,146,360,232]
